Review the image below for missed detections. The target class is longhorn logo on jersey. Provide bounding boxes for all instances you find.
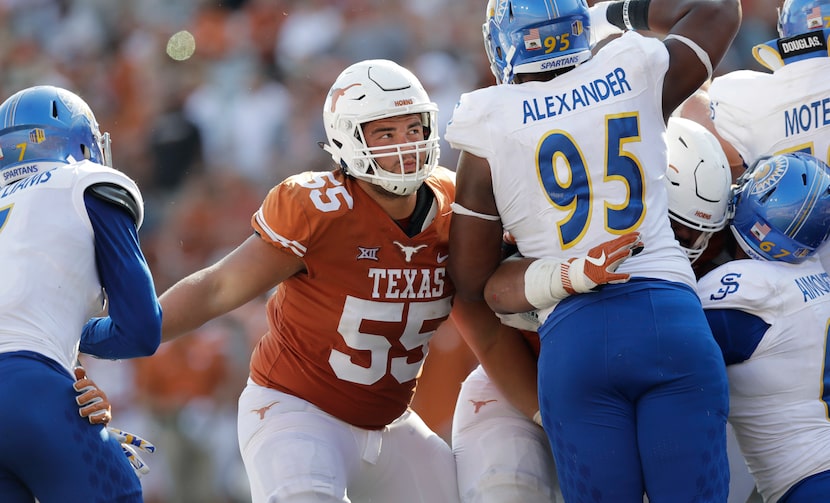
[393,241,427,262]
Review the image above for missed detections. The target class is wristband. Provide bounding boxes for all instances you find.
[589,2,624,45]
[607,0,651,31]
[524,259,571,310]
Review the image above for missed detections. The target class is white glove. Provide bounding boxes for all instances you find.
[107,427,156,477]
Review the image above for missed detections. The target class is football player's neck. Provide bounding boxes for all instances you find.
[358,179,417,220]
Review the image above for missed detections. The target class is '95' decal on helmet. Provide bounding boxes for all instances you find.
[709,272,742,301]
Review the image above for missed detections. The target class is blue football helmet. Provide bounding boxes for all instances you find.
[0,85,111,186]
[483,0,592,84]
[778,0,830,38]
[730,152,830,263]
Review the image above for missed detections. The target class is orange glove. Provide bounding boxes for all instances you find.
[562,231,644,294]
[73,366,112,425]
[524,232,644,309]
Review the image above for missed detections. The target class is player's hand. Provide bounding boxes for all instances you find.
[564,232,644,293]
[73,366,112,425]
[108,427,156,477]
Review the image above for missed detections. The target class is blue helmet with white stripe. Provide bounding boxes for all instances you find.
[730,152,830,263]
[778,0,830,38]
[484,0,592,84]
[0,85,111,187]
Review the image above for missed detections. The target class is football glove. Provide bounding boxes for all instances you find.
[107,427,156,477]
[73,367,155,477]
[73,366,112,425]
[524,232,644,309]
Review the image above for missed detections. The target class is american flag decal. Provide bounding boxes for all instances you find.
[807,6,824,28]
[750,221,771,241]
[524,28,542,50]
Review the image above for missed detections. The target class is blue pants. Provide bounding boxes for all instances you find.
[780,470,830,502]
[0,351,141,503]
[538,280,729,503]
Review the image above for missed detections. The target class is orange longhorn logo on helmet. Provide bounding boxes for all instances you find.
[329,83,362,113]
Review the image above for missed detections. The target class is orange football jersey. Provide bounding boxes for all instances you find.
[249,167,456,429]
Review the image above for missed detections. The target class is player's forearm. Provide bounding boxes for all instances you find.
[450,299,540,420]
[159,271,227,342]
[477,330,540,420]
[484,257,536,314]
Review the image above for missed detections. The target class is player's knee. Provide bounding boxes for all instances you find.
[461,467,560,503]
[263,480,344,503]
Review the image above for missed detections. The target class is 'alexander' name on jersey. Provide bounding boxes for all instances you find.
[367,267,447,299]
[521,67,631,124]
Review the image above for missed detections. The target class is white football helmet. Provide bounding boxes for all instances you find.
[322,59,440,196]
[665,117,733,262]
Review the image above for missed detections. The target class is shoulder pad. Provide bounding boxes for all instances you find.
[86,183,141,225]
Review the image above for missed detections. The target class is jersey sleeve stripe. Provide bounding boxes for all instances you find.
[255,209,308,257]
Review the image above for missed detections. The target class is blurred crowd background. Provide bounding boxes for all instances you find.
[0,0,780,501]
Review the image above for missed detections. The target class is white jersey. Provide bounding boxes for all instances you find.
[0,161,143,373]
[697,257,830,503]
[709,56,830,301]
[446,32,695,288]
[709,58,830,168]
